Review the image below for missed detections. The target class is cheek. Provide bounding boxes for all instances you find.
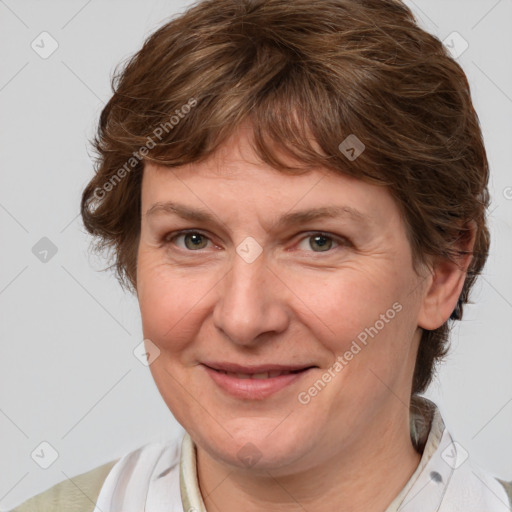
[137,256,213,353]
[301,268,418,398]
[293,267,402,345]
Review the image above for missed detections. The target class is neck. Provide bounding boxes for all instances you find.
[195,407,422,512]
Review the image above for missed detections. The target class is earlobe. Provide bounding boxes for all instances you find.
[417,222,476,330]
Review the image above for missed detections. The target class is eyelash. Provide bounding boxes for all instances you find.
[161,229,351,254]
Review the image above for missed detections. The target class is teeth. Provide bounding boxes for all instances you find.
[252,372,269,379]
[221,370,296,379]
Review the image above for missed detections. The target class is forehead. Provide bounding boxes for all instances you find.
[140,128,402,233]
[142,168,404,244]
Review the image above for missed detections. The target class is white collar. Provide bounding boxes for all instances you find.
[93,397,510,512]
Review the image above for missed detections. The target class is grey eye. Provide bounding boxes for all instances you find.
[176,232,210,250]
[297,234,338,253]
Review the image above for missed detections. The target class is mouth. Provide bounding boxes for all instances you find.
[207,368,309,379]
[201,362,317,400]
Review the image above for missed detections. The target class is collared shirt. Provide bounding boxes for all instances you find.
[90,396,511,512]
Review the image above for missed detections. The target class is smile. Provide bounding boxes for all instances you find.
[217,369,302,379]
[201,363,316,400]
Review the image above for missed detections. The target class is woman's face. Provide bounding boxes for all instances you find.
[136,128,430,475]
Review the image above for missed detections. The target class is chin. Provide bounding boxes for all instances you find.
[197,422,312,473]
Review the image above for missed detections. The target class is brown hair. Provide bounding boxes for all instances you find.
[81,0,490,396]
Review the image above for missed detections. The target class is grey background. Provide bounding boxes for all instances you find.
[0,0,511,509]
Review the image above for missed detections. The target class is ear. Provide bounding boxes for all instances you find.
[417,221,476,330]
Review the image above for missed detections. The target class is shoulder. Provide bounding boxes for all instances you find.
[413,397,511,510]
[93,437,183,510]
[8,459,119,512]
[8,438,183,512]
[8,437,182,512]
[498,478,512,510]
[444,458,512,511]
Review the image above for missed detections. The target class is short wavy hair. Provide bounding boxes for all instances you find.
[81,0,490,396]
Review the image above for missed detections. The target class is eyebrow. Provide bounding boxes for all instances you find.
[145,201,372,230]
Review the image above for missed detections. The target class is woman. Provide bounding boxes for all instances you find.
[11,0,511,510]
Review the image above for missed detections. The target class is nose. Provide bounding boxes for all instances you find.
[212,249,290,347]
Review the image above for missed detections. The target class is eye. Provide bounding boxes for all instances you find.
[161,230,350,254]
[165,230,213,251]
[296,232,348,253]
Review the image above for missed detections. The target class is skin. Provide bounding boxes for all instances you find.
[136,125,474,512]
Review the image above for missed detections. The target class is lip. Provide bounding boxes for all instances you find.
[202,361,314,373]
[201,363,316,400]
